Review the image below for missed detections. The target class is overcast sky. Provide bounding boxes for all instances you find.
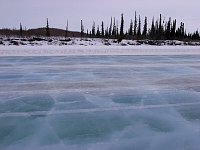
[0,0,199,33]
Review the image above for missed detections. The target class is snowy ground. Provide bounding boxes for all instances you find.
[0,37,200,47]
[0,47,200,150]
[0,45,200,56]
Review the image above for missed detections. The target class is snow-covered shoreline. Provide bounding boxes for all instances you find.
[0,45,200,56]
[0,37,200,56]
[1,37,200,46]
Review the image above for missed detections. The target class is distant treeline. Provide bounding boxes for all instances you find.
[83,12,200,41]
[1,12,200,41]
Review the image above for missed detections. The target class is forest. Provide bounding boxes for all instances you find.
[1,12,200,41]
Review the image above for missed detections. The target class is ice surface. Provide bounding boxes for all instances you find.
[0,54,200,150]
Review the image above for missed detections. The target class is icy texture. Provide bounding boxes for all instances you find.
[0,55,200,150]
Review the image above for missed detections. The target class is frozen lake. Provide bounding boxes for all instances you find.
[1,54,200,150]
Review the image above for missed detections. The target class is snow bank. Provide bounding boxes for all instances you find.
[0,45,200,56]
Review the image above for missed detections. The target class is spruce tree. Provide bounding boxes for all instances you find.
[109,17,113,37]
[105,27,109,38]
[65,20,68,39]
[142,17,147,38]
[155,20,159,39]
[46,18,50,37]
[120,13,124,37]
[81,20,84,37]
[128,19,133,36]
[116,20,119,37]
[166,18,171,39]
[158,14,164,38]
[134,11,137,36]
[92,22,95,37]
[101,21,104,37]
[150,17,155,39]
[171,19,176,39]
[137,15,141,38]
[180,22,185,38]
[176,22,185,39]
[112,17,116,37]
[20,23,23,37]
[96,26,100,38]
